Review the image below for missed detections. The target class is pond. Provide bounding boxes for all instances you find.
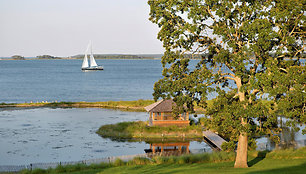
[0,108,210,166]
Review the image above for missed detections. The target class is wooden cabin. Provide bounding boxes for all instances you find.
[144,99,190,126]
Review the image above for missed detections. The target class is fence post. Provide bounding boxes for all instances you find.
[30,164,32,171]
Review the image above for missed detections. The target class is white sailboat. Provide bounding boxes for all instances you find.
[81,41,103,71]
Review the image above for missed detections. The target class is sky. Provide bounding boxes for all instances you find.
[0,0,164,57]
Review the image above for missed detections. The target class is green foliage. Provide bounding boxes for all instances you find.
[222,141,236,152]
[148,0,305,166]
[189,119,195,125]
[113,159,125,167]
[150,151,235,164]
[128,157,151,165]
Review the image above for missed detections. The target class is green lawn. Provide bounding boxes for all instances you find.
[52,158,305,174]
[20,148,305,174]
[96,159,306,174]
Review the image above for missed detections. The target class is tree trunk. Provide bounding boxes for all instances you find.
[234,132,248,168]
[234,77,249,168]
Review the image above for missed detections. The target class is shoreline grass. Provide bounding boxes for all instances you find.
[0,100,155,112]
[96,121,204,140]
[0,100,207,113]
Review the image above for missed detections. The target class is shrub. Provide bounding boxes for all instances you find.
[113,158,125,166]
[151,156,166,164]
[129,157,151,165]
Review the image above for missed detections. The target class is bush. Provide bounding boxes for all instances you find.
[128,157,151,165]
[151,156,166,164]
[113,158,125,166]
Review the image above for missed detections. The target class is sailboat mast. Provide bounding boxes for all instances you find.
[89,41,98,67]
[90,40,93,55]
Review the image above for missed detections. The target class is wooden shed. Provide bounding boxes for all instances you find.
[144,99,190,126]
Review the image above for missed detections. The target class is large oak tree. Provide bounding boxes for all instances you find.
[148,0,305,168]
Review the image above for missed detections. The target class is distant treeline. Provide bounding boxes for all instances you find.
[72,54,163,59]
[37,55,61,59]
[72,54,206,59]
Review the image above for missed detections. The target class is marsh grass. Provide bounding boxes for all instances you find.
[0,100,156,112]
[20,163,111,174]
[96,121,203,139]
[0,99,209,113]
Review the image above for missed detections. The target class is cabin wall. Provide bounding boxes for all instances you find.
[150,112,189,120]
[149,111,190,126]
[152,120,190,127]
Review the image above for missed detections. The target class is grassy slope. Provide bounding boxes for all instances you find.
[19,148,306,174]
[97,148,306,174]
[54,158,306,174]
[51,158,306,174]
[95,159,306,174]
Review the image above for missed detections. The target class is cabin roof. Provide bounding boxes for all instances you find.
[144,99,176,112]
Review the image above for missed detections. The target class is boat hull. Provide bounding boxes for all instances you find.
[81,66,104,71]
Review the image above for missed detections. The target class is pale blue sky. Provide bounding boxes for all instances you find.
[0,0,164,57]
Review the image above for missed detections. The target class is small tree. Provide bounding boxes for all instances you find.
[11,55,25,60]
[148,0,305,168]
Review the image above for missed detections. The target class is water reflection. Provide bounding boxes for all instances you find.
[144,141,190,157]
[257,123,306,151]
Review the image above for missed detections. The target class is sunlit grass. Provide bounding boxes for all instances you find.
[19,147,306,174]
[96,121,203,139]
[0,100,156,112]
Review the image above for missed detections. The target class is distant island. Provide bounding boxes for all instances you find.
[11,55,25,60]
[36,55,62,59]
[0,54,209,60]
[71,54,163,59]
[0,54,163,60]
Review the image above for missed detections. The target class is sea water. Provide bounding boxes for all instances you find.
[0,59,164,103]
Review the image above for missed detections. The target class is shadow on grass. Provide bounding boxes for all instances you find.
[247,162,306,174]
[248,151,268,167]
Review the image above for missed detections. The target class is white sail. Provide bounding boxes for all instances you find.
[90,55,98,67]
[82,41,103,70]
[89,42,98,67]
[82,44,90,68]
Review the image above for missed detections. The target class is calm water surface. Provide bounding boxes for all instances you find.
[0,59,164,103]
[0,108,210,165]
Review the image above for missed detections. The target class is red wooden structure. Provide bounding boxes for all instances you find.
[144,99,190,126]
